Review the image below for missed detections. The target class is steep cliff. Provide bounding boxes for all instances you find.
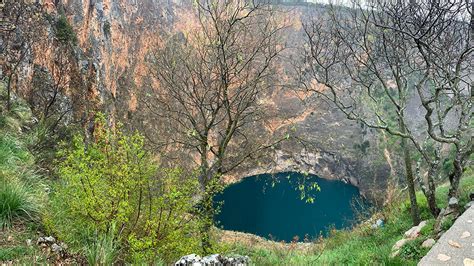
[3,0,391,197]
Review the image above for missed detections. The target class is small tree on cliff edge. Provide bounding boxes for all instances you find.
[143,0,287,252]
[301,0,472,221]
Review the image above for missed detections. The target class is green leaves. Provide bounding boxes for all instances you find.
[55,114,202,263]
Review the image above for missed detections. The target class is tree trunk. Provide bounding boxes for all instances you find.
[400,122,420,225]
[448,150,467,200]
[426,163,441,217]
[199,187,214,254]
[6,74,12,111]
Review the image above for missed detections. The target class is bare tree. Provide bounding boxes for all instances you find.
[301,0,472,220]
[142,0,287,251]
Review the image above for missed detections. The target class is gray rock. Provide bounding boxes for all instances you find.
[448,197,459,208]
[51,243,63,253]
[26,239,32,246]
[390,249,400,258]
[201,254,222,265]
[421,238,436,248]
[175,254,202,265]
[223,255,250,265]
[37,236,55,244]
[175,254,249,266]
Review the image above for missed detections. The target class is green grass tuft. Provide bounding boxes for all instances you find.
[0,178,39,229]
[85,224,119,265]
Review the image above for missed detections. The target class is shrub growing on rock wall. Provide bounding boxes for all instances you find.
[55,15,77,45]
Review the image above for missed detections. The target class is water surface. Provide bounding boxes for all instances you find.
[214,172,365,242]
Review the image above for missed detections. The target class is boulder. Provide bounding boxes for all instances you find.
[404,221,427,239]
[421,238,435,248]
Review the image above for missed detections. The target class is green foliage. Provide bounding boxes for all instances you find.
[399,239,423,260]
[127,168,203,263]
[0,112,44,229]
[56,114,156,231]
[420,219,436,237]
[0,246,30,261]
[55,15,77,45]
[85,223,119,265]
[0,135,32,175]
[103,21,111,37]
[0,177,40,228]
[48,114,203,263]
[419,219,435,237]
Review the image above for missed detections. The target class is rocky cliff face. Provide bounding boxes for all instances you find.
[5,0,391,198]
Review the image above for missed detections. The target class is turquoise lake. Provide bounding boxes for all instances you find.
[214,172,366,242]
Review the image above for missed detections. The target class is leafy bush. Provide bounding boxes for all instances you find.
[49,114,203,263]
[127,168,203,263]
[56,115,156,232]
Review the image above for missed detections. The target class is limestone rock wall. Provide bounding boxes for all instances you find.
[5,0,392,198]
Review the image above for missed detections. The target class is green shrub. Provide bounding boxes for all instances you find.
[0,177,39,228]
[399,239,423,260]
[420,219,435,237]
[56,15,77,45]
[103,21,111,37]
[49,114,203,263]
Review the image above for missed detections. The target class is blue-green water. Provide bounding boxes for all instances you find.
[214,172,365,242]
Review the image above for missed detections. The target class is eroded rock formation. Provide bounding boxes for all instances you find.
[3,0,391,198]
